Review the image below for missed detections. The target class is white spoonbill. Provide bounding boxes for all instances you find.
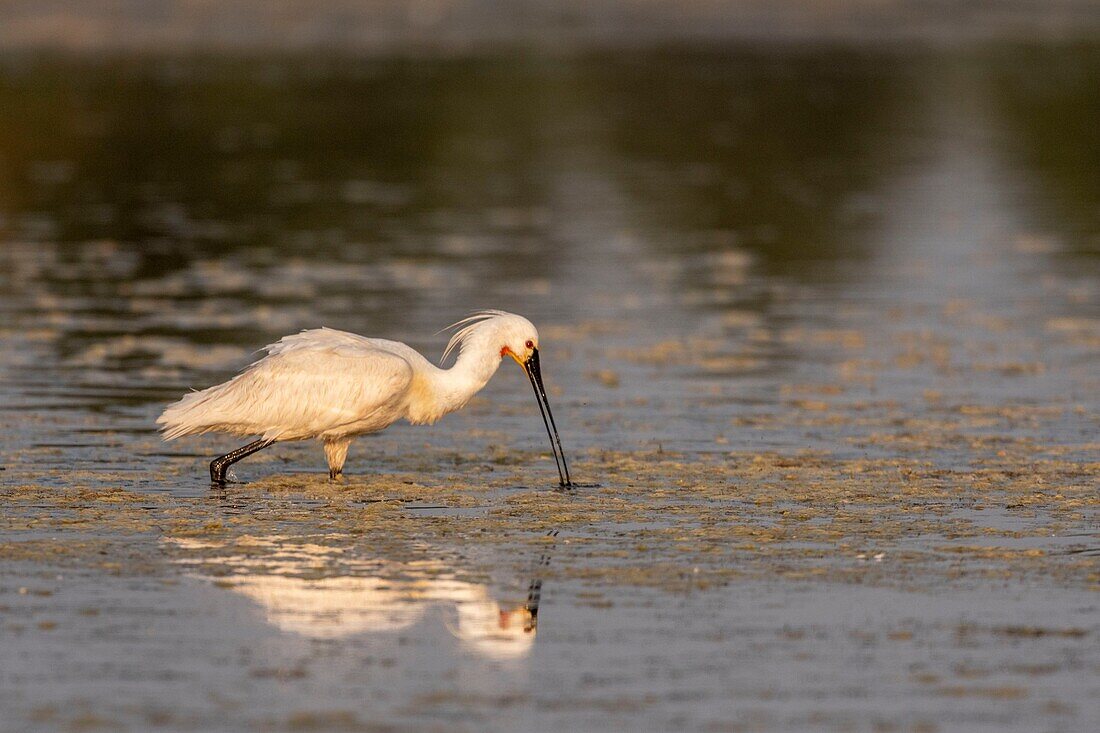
[157,310,572,486]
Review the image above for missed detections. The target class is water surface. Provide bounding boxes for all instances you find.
[1,47,1098,732]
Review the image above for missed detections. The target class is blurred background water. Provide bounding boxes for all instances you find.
[0,4,1098,732]
[1,45,1097,481]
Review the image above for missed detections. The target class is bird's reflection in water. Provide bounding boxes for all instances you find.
[166,536,543,661]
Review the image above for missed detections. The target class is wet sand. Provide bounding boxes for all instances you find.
[1,48,1098,731]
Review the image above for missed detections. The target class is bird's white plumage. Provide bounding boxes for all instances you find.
[157,312,544,477]
[159,328,417,442]
[441,309,512,362]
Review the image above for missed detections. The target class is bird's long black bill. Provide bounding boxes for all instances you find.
[524,349,572,488]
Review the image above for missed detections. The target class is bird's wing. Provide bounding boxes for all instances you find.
[262,327,387,359]
[159,329,416,441]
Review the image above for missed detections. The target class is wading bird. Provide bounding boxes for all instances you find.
[157,311,571,486]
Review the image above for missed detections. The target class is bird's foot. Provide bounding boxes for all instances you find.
[210,462,239,485]
[329,469,344,482]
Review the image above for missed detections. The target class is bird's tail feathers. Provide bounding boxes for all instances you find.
[157,383,231,440]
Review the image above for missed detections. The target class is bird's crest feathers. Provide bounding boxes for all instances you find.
[440,310,511,363]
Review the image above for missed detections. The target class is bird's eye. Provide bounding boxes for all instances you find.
[525,340,534,350]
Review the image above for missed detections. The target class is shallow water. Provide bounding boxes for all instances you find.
[1,47,1098,732]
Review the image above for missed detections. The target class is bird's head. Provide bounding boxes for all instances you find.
[494,314,539,367]
[442,310,572,487]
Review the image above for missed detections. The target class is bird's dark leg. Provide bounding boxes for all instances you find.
[210,439,272,484]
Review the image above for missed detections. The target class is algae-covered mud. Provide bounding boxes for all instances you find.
[1,47,1099,732]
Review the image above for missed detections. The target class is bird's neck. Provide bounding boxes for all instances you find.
[445,345,503,400]
[408,345,502,425]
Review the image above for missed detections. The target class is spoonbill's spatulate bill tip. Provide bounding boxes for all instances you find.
[156,311,573,487]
